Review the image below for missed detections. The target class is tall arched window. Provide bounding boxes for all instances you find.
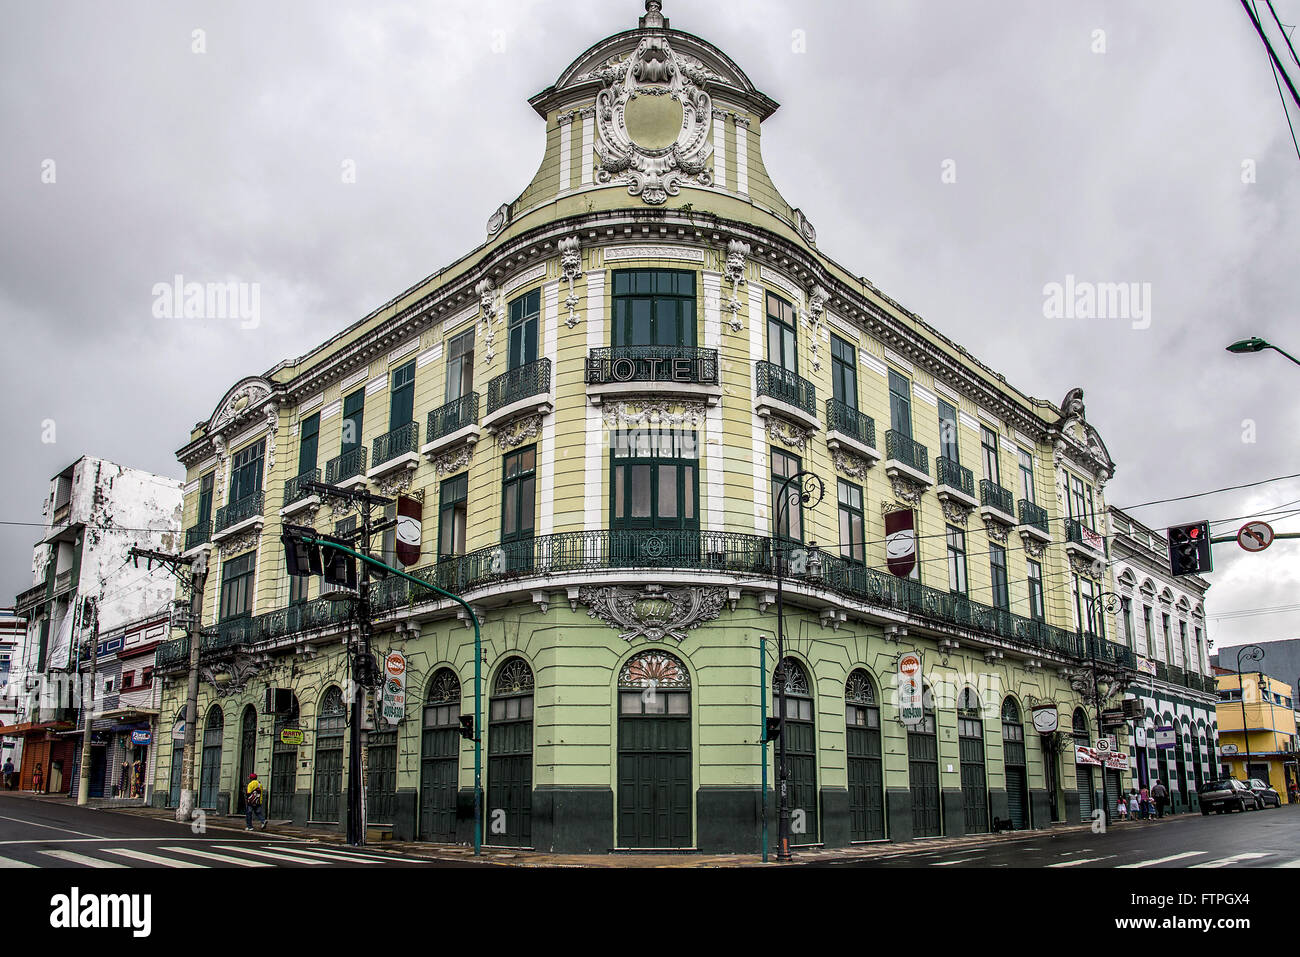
[957,688,988,834]
[1002,698,1028,829]
[312,687,346,823]
[1073,707,1094,820]
[619,651,692,848]
[845,669,884,841]
[773,658,818,845]
[199,704,223,810]
[488,658,534,847]
[167,708,186,808]
[420,669,461,842]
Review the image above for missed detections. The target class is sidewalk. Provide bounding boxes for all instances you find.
[5,789,1182,866]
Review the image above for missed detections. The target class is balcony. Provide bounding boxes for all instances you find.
[884,431,933,488]
[483,358,553,433]
[935,457,977,509]
[754,361,819,431]
[53,569,75,596]
[979,480,1017,527]
[824,399,880,465]
[184,521,212,554]
[1085,635,1135,671]
[586,346,721,406]
[212,491,265,543]
[325,447,367,489]
[422,393,481,462]
[368,422,420,481]
[15,583,46,615]
[280,470,320,519]
[1016,500,1052,544]
[1065,518,1105,563]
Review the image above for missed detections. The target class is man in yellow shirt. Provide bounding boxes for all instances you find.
[245,772,267,831]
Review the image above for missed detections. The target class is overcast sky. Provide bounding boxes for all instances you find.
[2,0,1297,655]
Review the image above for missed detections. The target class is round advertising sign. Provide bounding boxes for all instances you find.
[898,652,921,676]
[386,652,406,677]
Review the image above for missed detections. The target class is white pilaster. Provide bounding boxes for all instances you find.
[540,280,560,537]
[702,270,724,530]
[749,283,767,534]
[558,116,573,195]
[735,118,750,196]
[581,111,595,187]
[712,112,727,190]
[584,270,607,531]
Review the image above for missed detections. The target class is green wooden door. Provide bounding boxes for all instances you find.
[908,713,940,837]
[168,743,183,808]
[366,729,398,825]
[420,670,462,843]
[1002,700,1029,828]
[236,706,257,812]
[488,659,534,847]
[773,659,818,844]
[958,724,988,834]
[312,688,346,823]
[846,671,884,841]
[270,702,299,819]
[617,651,692,849]
[198,707,223,811]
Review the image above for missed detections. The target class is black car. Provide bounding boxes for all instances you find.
[1247,779,1281,808]
[1197,778,1260,814]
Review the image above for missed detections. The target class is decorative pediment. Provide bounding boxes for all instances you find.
[1047,387,1114,481]
[210,377,275,434]
[581,584,727,643]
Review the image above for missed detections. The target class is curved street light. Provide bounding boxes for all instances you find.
[771,469,825,863]
[1071,590,1131,826]
[1226,337,1300,367]
[1235,644,1265,785]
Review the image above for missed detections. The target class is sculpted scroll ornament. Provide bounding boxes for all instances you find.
[588,35,716,205]
[831,449,868,480]
[200,654,262,698]
[496,413,543,450]
[601,399,706,428]
[560,236,582,328]
[580,585,726,643]
[433,445,474,476]
[724,240,749,330]
[477,278,500,364]
[983,517,1010,545]
[890,475,925,506]
[766,419,811,452]
[219,530,261,560]
[941,497,971,527]
[1021,535,1047,560]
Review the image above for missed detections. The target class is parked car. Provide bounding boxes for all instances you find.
[1247,779,1281,808]
[1197,778,1260,814]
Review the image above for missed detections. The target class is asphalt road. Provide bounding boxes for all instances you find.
[848,803,1300,868]
[0,795,472,868]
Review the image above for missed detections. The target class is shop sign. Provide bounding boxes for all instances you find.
[172,721,185,741]
[1031,704,1059,733]
[382,651,407,725]
[1075,745,1102,767]
[1134,656,1157,677]
[1154,725,1176,749]
[1104,751,1129,771]
[885,510,917,578]
[1075,744,1128,770]
[897,651,923,726]
[279,729,304,746]
[129,730,152,746]
[1135,726,1146,746]
[1220,743,1239,755]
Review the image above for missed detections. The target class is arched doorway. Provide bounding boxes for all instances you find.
[236,704,257,812]
[773,657,817,845]
[311,687,346,823]
[419,669,461,842]
[909,685,941,837]
[270,694,300,819]
[958,687,988,834]
[845,669,884,841]
[1002,698,1029,829]
[488,657,534,847]
[167,710,185,808]
[1073,708,1094,821]
[198,705,223,811]
[618,650,692,848]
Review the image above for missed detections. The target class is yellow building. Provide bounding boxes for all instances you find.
[1215,671,1298,803]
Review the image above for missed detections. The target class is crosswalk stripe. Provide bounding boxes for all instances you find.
[213,845,327,865]
[40,850,127,868]
[1276,859,1300,868]
[1191,852,1271,869]
[100,848,207,868]
[1119,852,1207,868]
[0,854,35,868]
[266,845,399,864]
[161,846,272,867]
[1048,856,1114,868]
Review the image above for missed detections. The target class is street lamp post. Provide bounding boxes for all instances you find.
[1235,645,1265,783]
[771,469,824,863]
[1073,590,1129,827]
[1226,337,1300,368]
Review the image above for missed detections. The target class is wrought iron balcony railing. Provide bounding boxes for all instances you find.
[155,636,189,670]
[283,470,320,508]
[885,431,929,476]
[1018,500,1050,535]
[980,480,1015,516]
[1155,660,1169,682]
[755,360,816,416]
[825,399,875,449]
[372,421,420,467]
[1065,518,1104,552]
[185,521,211,550]
[486,358,551,415]
[325,447,367,485]
[936,457,973,497]
[586,346,719,386]
[1085,635,1134,670]
[154,528,1096,674]
[214,491,264,534]
[428,393,479,442]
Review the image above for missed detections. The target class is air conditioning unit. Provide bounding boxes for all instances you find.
[264,687,294,715]
[1121,698,1143,719]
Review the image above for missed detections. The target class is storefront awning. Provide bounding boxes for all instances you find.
[0,720,75,737]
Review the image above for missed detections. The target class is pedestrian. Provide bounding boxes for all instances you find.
[32,762,43,794]
[1139,785,1152,820]
[2,757,13,790]
[1117,793,1128,821]
[1128,790,1140,820]
[244,772,267,831]
[1152,779,1168,818]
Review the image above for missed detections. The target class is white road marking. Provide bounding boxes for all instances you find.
[40,849,127,868]
[1119,852,1206,868]
[1276,859,1300,868]
[265,845,399,864]
[1048,856,1116,868]
[100,847,207,868]
[0,814,99,838]
[933,859,976,866]
[0,854,35,868]
[213,845,328,865]
[1191,852,1271,868]
[161,846,272,867]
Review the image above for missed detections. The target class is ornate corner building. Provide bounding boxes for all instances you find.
[152,2,1137,850]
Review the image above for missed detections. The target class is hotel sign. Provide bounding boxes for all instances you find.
[585,353,716,385]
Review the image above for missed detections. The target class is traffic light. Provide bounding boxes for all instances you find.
[320,535,357,589]
[1168,521,1212,576]
[459,715,476,741]
[764,716,781,742]
[282,526,323,578]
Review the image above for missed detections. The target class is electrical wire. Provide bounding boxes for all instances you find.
[1254,0,1300,160]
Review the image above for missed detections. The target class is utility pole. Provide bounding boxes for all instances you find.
[126,545,207,823]
[75,597,99,806]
